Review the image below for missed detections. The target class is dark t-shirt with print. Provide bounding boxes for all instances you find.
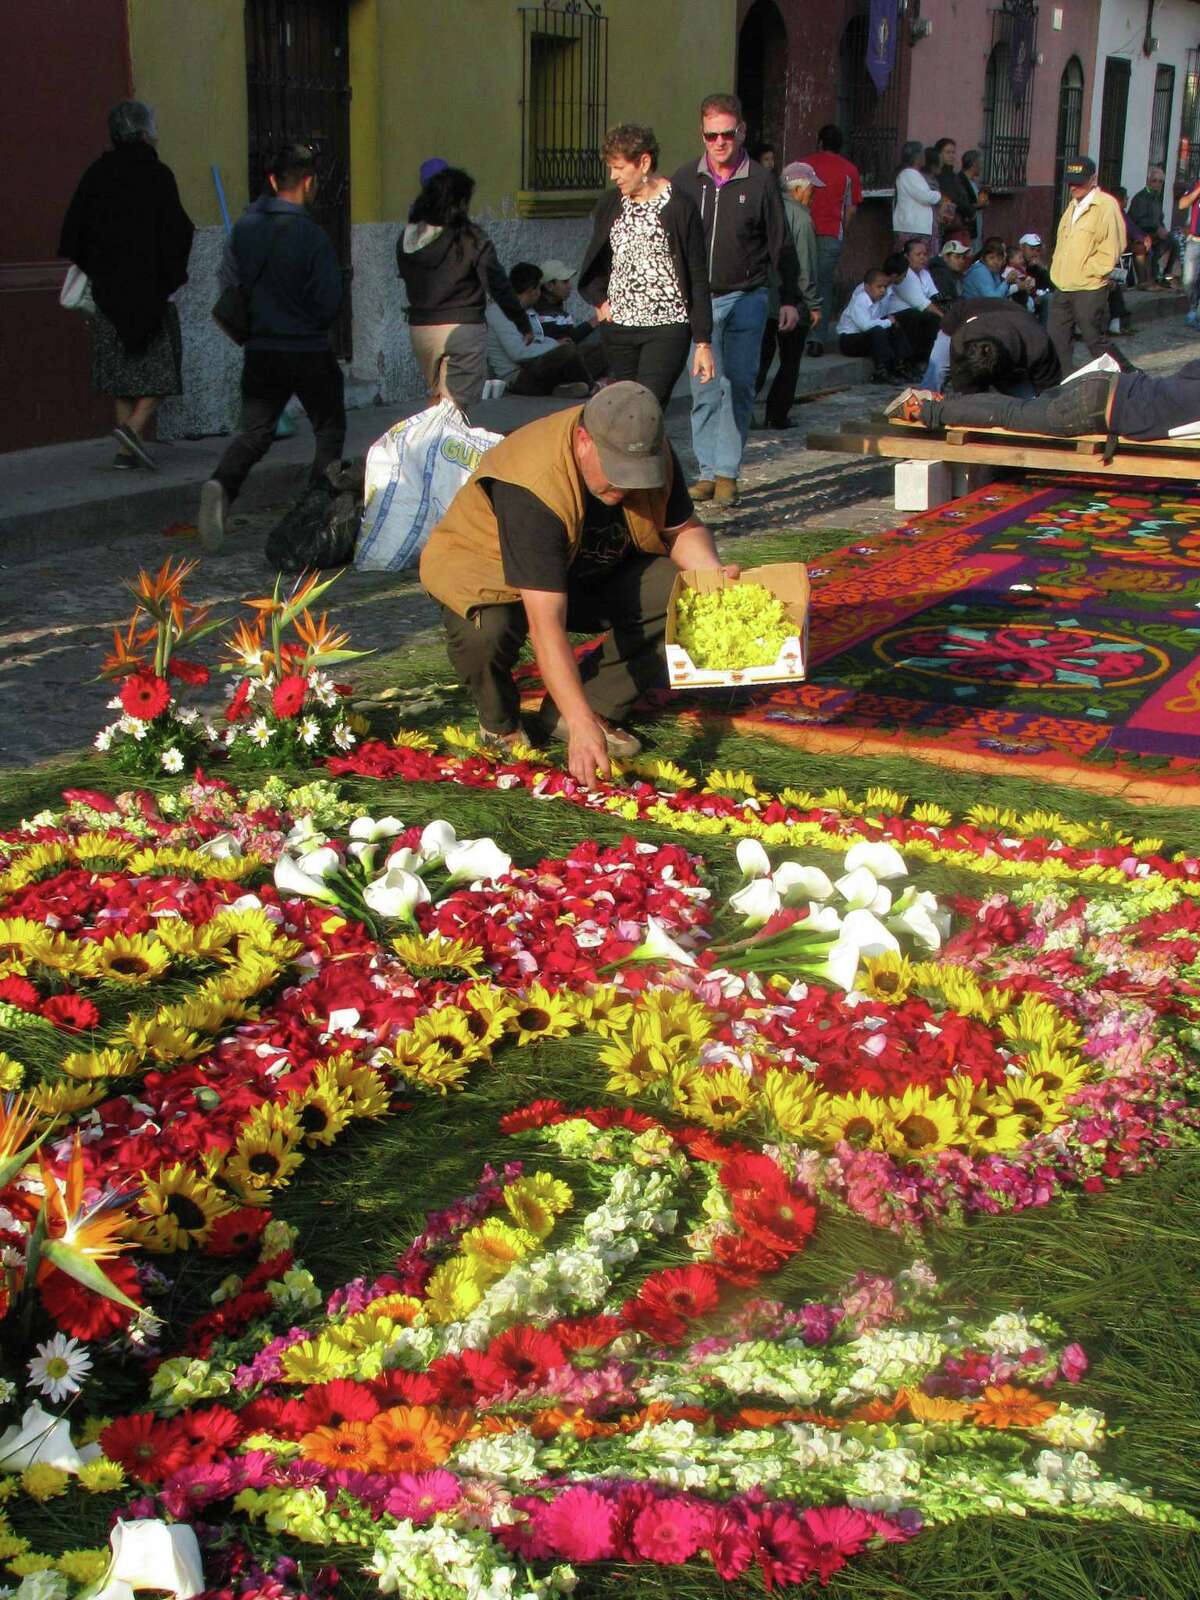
[489,444,693,592]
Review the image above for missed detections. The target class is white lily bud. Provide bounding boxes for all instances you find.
[273,854,339,905]
[843,840,909,880]
[728,876,782,929]
[363,865,431,922]
[735,838,772,879]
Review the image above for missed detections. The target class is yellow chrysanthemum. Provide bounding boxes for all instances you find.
[760,1068,826,1139]
[78,1458,127,1493]
[422,1257,486,1323]
[56,1549,110,1586]
[0,1536,31,1563]
[703,768,760,796]
[821,1090,893,1152]
[858,952,918,1005]
[681,1066,755,1130]
[458,1219,539,1281]
[391,932,485,975]
[19,1465,68,1503]
[503,1172,571,1239]
[136,1162,235,1251]
[7,1552,52,1576]
[31,1080,107,1117]
[883,1086,964,1158]
[0,1053,24,1091]
[91,933,171,984]
[507,984,577,1046]
[564,986,634,1040]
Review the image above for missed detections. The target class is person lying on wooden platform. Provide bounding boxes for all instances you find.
[890,358,1200,446]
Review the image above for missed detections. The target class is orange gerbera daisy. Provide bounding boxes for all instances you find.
[905,1389,972,1424]
[298,1421,375,1469]
[970,1384,1057,1430]
[366,1404,461,1471]
[848,1394,906,1424]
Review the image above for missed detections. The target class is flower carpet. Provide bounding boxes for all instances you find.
[1,725,1199,1600]
[654,480,1200,804]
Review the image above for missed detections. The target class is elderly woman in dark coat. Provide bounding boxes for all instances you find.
[59,100,195,469]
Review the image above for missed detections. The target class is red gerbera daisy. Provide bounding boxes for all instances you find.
[720,1151,790,1203]
[175,1406,245,1461]
[100,1413,190,1483]
[168,658,210,686]
[711,1231,786,1285]
[272,674,308,720]
[120,672,171,721]
[486,1326,567,1387]
[549,1314,625,1353]
[224,677,253,725]
[39,1257,140,1340]
[734,1187,818,1257]
[301,1379,380,1427]
[499,1100,567,1134]
[427,1351,508,1407]
[370,1369,441,1406]
[40,993,100,1031]
[237,1396,310,1441]
[206,1207,271,1257]
[636,1265,721,1324]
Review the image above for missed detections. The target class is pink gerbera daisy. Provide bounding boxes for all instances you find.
[631,1496,711,1565]
[532,1486,616,1562]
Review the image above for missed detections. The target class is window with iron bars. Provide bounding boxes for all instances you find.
[836,9,906,191]
[1149,64,1175,175]
[982,0,1039,191]
[1176,51,1200,192]
[519,3,608,194]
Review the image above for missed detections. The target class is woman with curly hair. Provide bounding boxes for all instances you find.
[577,123,714,408]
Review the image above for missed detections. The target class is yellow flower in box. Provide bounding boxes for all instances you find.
[675,582,792,669]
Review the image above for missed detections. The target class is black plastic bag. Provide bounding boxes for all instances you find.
[266,460,364,574]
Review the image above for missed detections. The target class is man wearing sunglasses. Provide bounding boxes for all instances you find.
[672,94,801,507]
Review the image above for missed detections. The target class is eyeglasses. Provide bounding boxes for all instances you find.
[702,126,740,143]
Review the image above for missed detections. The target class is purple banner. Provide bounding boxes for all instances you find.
[1010,14,1035,106]
[866,0,898,94]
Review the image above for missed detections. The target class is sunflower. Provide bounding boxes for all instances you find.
[367,1405,461,1472]
[136,1163,233,1252]
[327,1054,391,1118]
[460,983,519,1049]
[857,952,918,1005]
[421,1258,486,1323]
[638,989,713,1050]
[387,1033,473,1096]
[0,917,67,971]
[820,1090,893,1152]
[999,994,1082,1054]
[598,1024,690,1097]
[970,1384,1058,1430]
[703,768,760,797]
[508,984,577,1046]
[564,986,634,1040]
[681,1067,754,1130]
[760,1068,825,1139]
[458,1219,539,1282]
[991,1074,1068,1140]
[911,800,953,825]
[390,932,485,976]
[392,729,436,751]
[91,934,171,985]
[951,1080,1028,1154]
[60,1047,138,1081]
[503,1172,572,1240]
[883,1086,963,1158]
[223,1108,304,1198]
[73,832,139,867]
[288,1064,356,1148]
[1020,1045,1089,1099]
[129,1019,206,1064]
[629,755,696,789]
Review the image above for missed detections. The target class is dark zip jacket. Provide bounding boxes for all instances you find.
[669,153,800,306]
[396,222,531,335]
[943,298,1061,395]
[577,185,713,343]
[220,195,343,352]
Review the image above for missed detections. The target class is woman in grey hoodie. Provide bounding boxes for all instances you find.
[396,167,533,410]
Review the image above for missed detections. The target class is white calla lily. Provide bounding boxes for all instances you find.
[626,916,697,967]
[843,840,909,880]
[383,845,422,873]
[362,865,431,923]
[735,838,772,879]
[834,866,885,910]
[298,845,341,880]
[273,853,339,905]
[802,902,844,935]
[348,815,405,841]
[728,876,782,928]
[90,1519,204,1600]
[0,1403,85,1473]
[772,862,834,903]
[820,940,862,992]
[444,837,512,886]
[419,820,459,866]
[839,908,902,958]
[888,887,947,950]
[196,831,240,860]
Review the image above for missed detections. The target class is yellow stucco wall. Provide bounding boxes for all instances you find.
[352,0,736,222]
[128,0,247,227]
[129,0,735,228]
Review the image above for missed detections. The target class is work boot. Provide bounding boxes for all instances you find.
[546,714,642,760]
[199,480,228,553]
[713,476,739,506]
[689,478,716,500]
[885,387,944,424]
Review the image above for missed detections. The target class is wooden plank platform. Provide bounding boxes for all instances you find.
[806,420,1200,480]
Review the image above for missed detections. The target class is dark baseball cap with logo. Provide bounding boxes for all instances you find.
[580,382,666,490]
[1064,155,1097,184]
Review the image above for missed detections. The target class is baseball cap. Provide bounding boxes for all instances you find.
[1018,232,1042,246]
[1064,156,1096,183]
[940,239,971,256]
[781,160,825,188]
[539,259,575,283]
[581,382,666,491]
[419,157,448,185]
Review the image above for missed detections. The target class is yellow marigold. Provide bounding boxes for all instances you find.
[56,1549,110,1585]
[78,1457,126,1493]
[19,1465,69,1503]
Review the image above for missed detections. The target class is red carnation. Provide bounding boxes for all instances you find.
[224,677,253,724]
[272,674,308,720]
[40,993,101,1032]
[169,659,211,687]
[120,672,171,721]
[100,1413,190,1483]
[0,975,39,1012]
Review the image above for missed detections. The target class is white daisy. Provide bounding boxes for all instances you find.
[298,717,321,746]
[160,747,185,773]
[248,717,274,747]
[331,722,356,750]
[176,707,198,726]
[27,1332,92,1402]
[94,728,113,752]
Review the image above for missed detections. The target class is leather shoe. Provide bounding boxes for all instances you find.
[806,340,824,357]
[714,475,739,506]
[688,479,716,500]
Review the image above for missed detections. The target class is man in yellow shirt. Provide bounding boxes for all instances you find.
[1048,156,1126,374]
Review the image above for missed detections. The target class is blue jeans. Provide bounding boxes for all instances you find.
[689,287,768,481]
[814,235,843,343]
[1183,237,1200,310]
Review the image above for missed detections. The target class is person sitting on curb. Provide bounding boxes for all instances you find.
[927,237,971,304]
[836,268,917,383]
[485,262,605,397]
[888,356,1200,446]
[962,237,1013,299]
[418,381,738,785]
[881,242,943,364]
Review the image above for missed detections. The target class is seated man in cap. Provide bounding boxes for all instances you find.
[419,381,737,784]
[486,262,605,397]
[1013,233,1052,322]
[536,258,604,350]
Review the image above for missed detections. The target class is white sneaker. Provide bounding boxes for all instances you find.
[198,480,228,553]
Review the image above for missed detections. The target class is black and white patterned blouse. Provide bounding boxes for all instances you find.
[607,188,689,327]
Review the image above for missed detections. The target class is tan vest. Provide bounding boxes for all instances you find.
[419,405,672,617]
